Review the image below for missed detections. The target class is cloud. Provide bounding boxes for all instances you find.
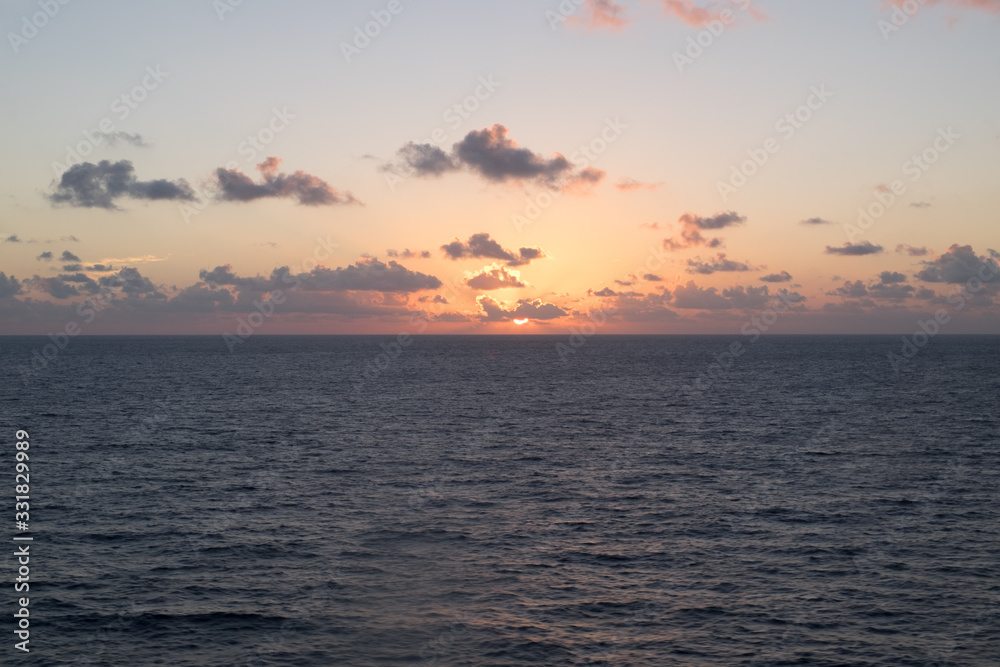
[4,235,21,243]
[465,265,525,290]
[441,233,546,266]
[58,273,102,294]
[390,142,458,176]
[36,252,53,261]
[0,273,23,298]
[39,279,78,299]
[577,0,629,29]
[387,249,431,259]
[418,295,449,304]
[825,242,884,256]
[215,157,359,206]
[300,259,441,292]
[644,273,663,282]
[99,267,161,295]
[800,217,834,225]
[660,0,764,25]
[98,131,148,148]
[62,264,83,272]
[60,250,81,263]
[915,244,1000,285]
[608,291,678,322]
[389,125,605,191]
[909,201,932,209]
[477,296,568,322]
[827,276,914,300]
[671,281,798,310]
[203,259,442,294]
[615,177,664,192]
[639,222,662,230]
[663,211,746,251]
[760,271,793,283]
[896,243,929,256]
[686,253,756,275]
[879,271,907,284]
[49,160,196,209]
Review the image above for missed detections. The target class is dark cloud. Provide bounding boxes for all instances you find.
[32,276,81,299]
[58,273,101,294]
[759,271,793,283]
[99,267,161,295]
[299,259,441,293]
[49,160,196,209]
[825,242,884,256]
[62,264,83,272]
[387,249,431,259]
[441,233,546,266]
[455,125,603,188]
[592,287,619,297]
[390,143,458,177]
[800,217,834,225]
[610,291,678,322]
[215,157,359,206]
[36,251,53,261]
[643,273,662,282]
[878,271,907,284]
[201,259,440,294]
[671,281,797,310]
[465,265,525,290]
[4,235,21,243]
[418,295,449,304]
[686,253,756,275]
[60,250,81,262]
[664,211,746,251]
[896,244,929,257]
[0,273,23,298]
[477,296,568,322]
[388,125,605,191]
[915,244,999,286]
[827,277,914,300]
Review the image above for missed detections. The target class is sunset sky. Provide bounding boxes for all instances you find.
[1,0,998,335]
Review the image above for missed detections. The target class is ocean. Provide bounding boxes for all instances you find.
[2,335,998,666]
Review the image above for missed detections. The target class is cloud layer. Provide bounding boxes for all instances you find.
[49,160,196,209]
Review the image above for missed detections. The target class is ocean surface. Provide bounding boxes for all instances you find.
[1,335,998,666]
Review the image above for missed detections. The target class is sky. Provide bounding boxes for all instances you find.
[1,0,999,335]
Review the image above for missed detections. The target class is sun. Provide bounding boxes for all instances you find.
[513,319,529,326]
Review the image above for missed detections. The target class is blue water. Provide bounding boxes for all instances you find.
[1,335,998,665]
